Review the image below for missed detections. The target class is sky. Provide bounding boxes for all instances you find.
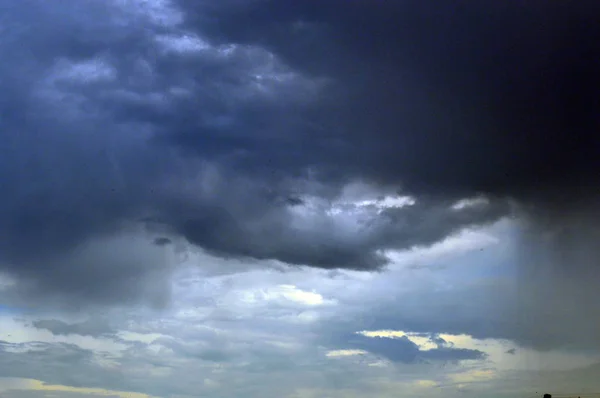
[0,0,599,397]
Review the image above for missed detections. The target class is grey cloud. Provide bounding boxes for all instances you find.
[32,318,114,337]
[419,347,486,362]
[181,198,508,270]
[1,234,173,310]
[0,338,177,397]
[320,273,600,352]
[328,332,485,364]
[158,333,238,363]
[153,237,172,246]
[0,342,127,391]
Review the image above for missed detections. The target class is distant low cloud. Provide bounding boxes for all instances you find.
[32,318,114,337]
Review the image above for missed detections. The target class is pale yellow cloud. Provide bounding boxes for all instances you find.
[448,369,496,384]
[368,378,446,398]
[24,379,158,398]
[116,331,164,344]
[276,285,327,306]
[413,379,439,389]
[0,377,37,393]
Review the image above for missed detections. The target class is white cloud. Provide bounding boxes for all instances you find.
[326,349,367,358]
[155,34,211,53]
[451,196,490,211]
[250,284,333,307]
[354,195,416,213]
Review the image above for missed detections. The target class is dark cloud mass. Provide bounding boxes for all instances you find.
[177,0,600,198]
[0,0,599,307]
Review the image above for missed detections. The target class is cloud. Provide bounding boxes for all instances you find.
[0,0,522,309]
[179,195,508,271]
[326,350,367,358]
[1,3,599,397]
[329,330,486,364]
[32,319,114,337]
[176,0,600,201]
[0,234,173,309]
[0,342,126,391]
[319,263,600,353]
[0,379,155,398]
[169,0,600,346]
[0,246,599,398]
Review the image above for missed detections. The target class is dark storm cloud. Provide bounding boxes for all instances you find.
[2,0,599,307]
[0,0,310,305]
[169,1,600,334]
[176,0,600,201]
[0,0,514,307]
[180,198,508,270]
[0,0,182,307]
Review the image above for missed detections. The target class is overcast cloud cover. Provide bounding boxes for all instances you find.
[0,0,599,397]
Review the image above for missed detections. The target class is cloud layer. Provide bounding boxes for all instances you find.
[1,241,600,397]
[0,2,599,395]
